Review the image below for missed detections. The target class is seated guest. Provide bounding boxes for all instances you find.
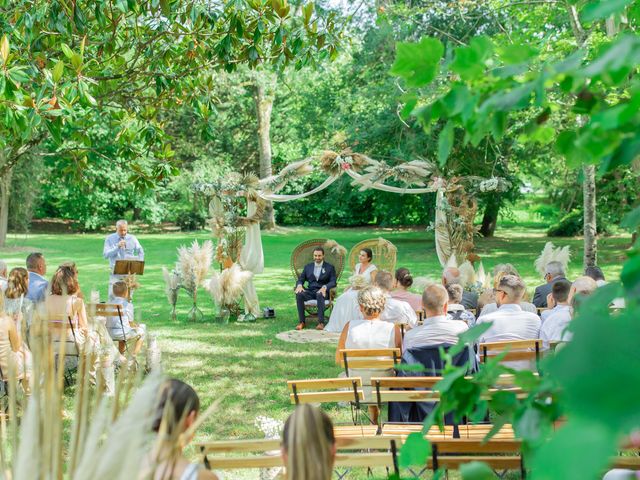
[294,247,337,331]
[145,379,219,480]
[540,279,572,324]
[445,284,476,326]
[0,292,32,394]
[584,265,606,287]
[541,277,597,347]
[353,248,377,284]
[532,261,567,308]
[403,284,468,350]
[479,272,537,318]
[4,267,34,339]
[40,265,99,356]
[325,274,367,333]
[26,252,48,304]
[391,267,423,311]
[585,265,625,308]
[336,286,402,424]
[281,404,335,480]
[107,281,146,358]
[477,263,520,311]
[373,271,417,327]
[0,260,7,293]
[442,267,477,310]
[477,274,541,343]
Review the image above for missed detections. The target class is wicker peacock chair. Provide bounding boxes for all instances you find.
[290,239,347,323]
[348,237,398,276]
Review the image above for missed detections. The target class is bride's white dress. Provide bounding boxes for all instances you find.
[325,289,362,333]
[354,263,377,284]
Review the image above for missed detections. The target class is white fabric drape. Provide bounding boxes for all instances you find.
[260,175,340,202]
[434,189,449,267]
[239,201,263,315]
[344,169,438,194]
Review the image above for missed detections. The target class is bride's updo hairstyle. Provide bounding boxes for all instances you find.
[395,268,413,288]
[357,286,386,317]
[361,248,373,261]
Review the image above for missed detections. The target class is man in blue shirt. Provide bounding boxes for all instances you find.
[103,220,144,300]
[26,252,48,303]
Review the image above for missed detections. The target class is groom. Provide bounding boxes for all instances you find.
[294,247,337,330]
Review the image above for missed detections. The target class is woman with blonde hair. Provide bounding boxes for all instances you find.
[281,404,335,480]
[336,286,402,424]
[0,290,32,393]
[4,267,34,339]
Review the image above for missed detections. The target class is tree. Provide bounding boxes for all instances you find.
[0,0,340,244]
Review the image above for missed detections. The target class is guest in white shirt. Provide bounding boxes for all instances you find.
[325,274,367,333]
[541,276,597,348]
[540,279,572,323]
[373,271,417,328]
[540,279,572,347]
[479,272,537,318]
[404,284,468,350]
[0,260,8,293]
[477,275,541,343]
[584,265,625,309]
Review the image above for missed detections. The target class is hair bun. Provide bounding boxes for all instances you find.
[401,273,413,287]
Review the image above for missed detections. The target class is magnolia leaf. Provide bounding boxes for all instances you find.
[61,43,74,59]
[390,37,444,88]
[498,44,538,65]
[460,461,496,480]
[53,60,64,83]
[437,121,455,166]
[399,432,431,468]
[621,205,640,231]
[0,35,9,65]
[580,0,633,22]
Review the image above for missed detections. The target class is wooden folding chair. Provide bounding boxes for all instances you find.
[92,303,128,355]
[479,339,543,371]
[338,348,400,377]
[47,313,82,386]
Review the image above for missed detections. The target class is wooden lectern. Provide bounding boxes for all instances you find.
[113,259,145,276]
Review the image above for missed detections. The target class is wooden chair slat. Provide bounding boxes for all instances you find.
[198,439,281,453]
[376,390,441,402]
[341,360,398,369]
[481,351,541,361]
[333,425,378,437]
[335,453,394,468]
[480,339,542,350]
[339,348,401,358]
[289,391,364,404]
[433,439,521,453]
[209,456,282,469]
[611,456,640,469]
[287,377,362,391]
[435,456,522,469]
[371,377,443,388]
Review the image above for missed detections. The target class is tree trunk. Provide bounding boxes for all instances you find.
[583,164,597,268]
[254,79,276,230]
[479,196,500,237]
[0,168,13,248]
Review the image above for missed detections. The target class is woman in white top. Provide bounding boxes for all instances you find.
[353,248,377,284]
[336,286,401,424]
[3,267,34,340]
[0,291,32,394]
[325,274,367,333]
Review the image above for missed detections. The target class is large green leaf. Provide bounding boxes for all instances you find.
[437,121,454,166]
[399,432,431,468]
[580,0,633,22]
[450,36,493,81]
[390,37,444,88]
[460,461,496,480]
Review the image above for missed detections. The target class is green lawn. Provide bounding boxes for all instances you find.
[0,226,631,477]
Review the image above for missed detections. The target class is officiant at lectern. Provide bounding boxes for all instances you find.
[103,219,144,301]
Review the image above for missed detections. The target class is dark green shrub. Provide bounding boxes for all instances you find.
[175,210,206,231]
[547,209,608,237]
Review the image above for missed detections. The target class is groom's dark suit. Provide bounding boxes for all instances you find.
[295,261,337,325]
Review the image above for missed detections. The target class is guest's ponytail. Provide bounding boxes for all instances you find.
[282,405,335,480]
[152,379,200,436]
[395,267,413,288]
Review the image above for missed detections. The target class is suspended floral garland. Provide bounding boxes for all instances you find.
[193,150,511,314]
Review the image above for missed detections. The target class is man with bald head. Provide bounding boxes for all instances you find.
[103,219,144,300]
[442,267,478,310]
[402,284,468,350]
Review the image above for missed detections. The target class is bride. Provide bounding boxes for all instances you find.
[353,248,377,284]
[325,275,367,333]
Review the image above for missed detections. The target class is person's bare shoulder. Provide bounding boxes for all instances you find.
[198,470,220,480]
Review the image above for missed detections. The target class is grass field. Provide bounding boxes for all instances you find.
[0,225,631,477]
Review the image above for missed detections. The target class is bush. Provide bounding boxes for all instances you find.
[547,209,608,237]
[175,210,206,231]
